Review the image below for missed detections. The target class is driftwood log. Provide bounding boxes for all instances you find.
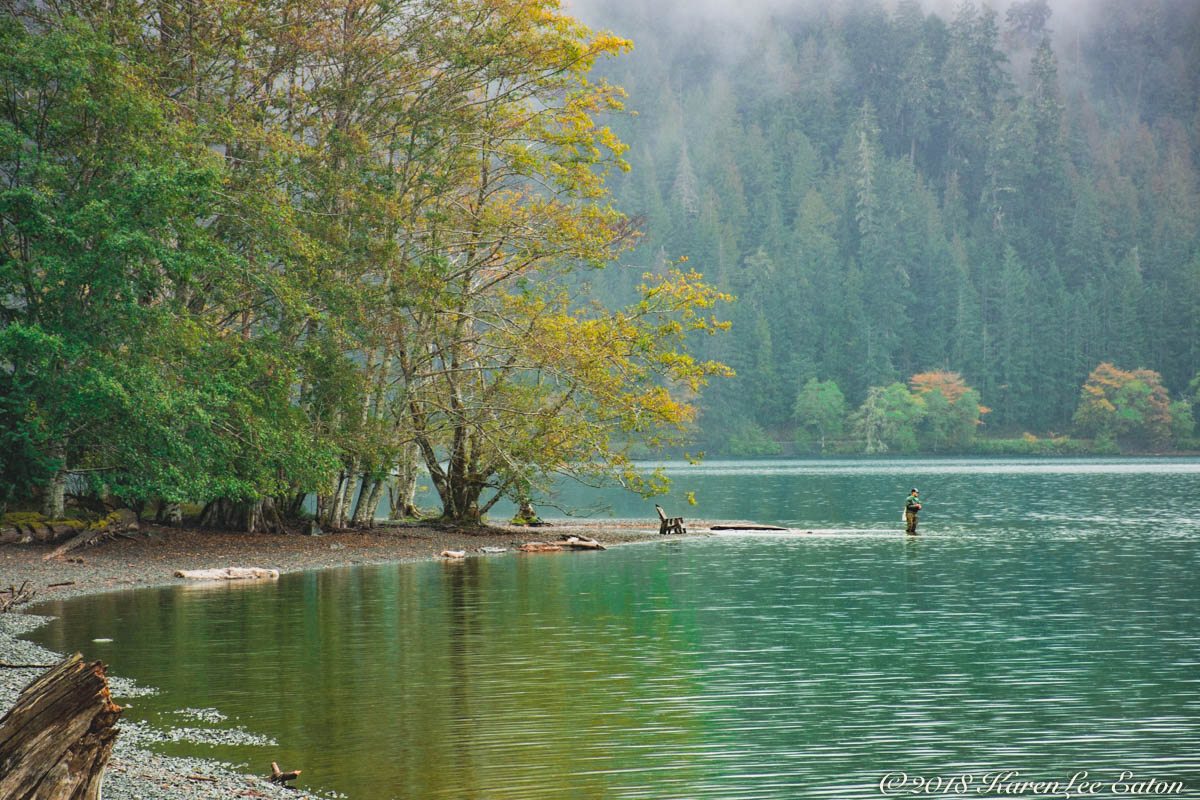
[0,581,36,613]
[42,511,139,561]
[559,536,605,550]
[0,520,87,547]
[173,567,280,581]
[518,541,563,552]
[0,653,123,800]
[269,761,301,784]
[519,537,606,553]
[0,510,139,556]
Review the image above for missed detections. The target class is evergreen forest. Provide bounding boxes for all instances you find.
[579,0,1200,455]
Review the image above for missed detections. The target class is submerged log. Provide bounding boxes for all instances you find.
[709,524,789,531]
[0,653,123,800]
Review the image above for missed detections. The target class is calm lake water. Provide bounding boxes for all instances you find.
[26,459,1200,799]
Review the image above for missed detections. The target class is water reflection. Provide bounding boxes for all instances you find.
[25,459,1200,799]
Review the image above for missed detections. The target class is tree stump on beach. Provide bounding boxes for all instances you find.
[0,653,123,800]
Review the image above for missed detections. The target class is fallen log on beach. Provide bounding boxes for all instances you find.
[559,536,605,550]
[0,510,140,559]
[520,536,606,553]
[174,567,280,581]
[519,541,563,552]
[43,510,140,561]
[0,581,36,613]
[0,519,85,546]
[0,653,123,800]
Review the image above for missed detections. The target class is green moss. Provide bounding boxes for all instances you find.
[2,511,47,526]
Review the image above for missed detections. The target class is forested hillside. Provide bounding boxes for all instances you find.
[579,0,1200,452]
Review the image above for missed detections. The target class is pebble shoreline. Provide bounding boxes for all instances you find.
[0,520,677,800]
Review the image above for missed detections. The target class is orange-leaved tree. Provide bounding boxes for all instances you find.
[1072,363,1175,447]
[909,370,989,450]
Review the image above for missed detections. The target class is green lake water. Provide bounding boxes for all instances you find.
[25,458,1200,799]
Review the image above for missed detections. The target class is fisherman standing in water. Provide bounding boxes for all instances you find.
[905,488,921,534]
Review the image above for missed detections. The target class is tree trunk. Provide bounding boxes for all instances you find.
[198,498,282,534]
[245,497,283,534]
[515,499,538,522]
[351,477,385,527]
[198,497,230,529]
[40,439,68,520]
[156,501,183,526]
[0,653,123,800]
[326,472,347,529]
[389,443,421,519]
[282,490,307,519]
[336,464,360,528]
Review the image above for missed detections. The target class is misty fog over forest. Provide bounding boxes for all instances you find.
[571,0,1200,454]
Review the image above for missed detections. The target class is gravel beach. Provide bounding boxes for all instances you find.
[0,519,675,799]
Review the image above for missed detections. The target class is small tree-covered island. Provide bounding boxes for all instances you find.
[2,0,1199,530]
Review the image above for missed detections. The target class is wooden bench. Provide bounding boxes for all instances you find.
[655,504,686,536]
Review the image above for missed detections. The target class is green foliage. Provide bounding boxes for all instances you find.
[724,418,783,457]
[0,16,240,504]
[851,382,926,454]
[793,379,847,452]
[0,373,55,514]
[1168,401,1195,444]
[966,435,1093,456]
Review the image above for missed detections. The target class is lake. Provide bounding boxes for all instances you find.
[25,458,1200,799]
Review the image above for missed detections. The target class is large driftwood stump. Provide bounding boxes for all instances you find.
[0,653,123,800]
